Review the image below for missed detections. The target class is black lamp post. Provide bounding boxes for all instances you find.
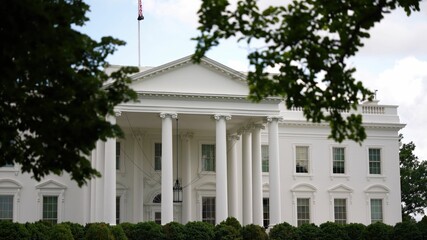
[173,118,183,203]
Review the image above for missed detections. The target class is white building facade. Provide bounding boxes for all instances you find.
[0,56,404,227]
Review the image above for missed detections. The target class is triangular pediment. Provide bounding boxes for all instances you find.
[130,55,249,96]
[328,184,353,193]
[35,179,67,190]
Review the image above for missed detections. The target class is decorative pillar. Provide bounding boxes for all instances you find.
[181,132,193,224]
[160,112,177,225]
[252,124,264,226]
[227,134,240,220]
[214,114,231,224]
[242,128,253,225]
[104,112,119,225]
[267,116,282,227]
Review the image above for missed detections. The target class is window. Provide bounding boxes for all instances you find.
[154,212,161,224]
[202,197,215,224]
[295,146,309,173]
[154,143,162,171]
[0,195,13,221]
[334,198,347,224]
[263,198,270,228]
[332,147,345,174]
[262,145,269,173]
[202,144,215,172]
[43,196,58,224]
[297,198,310,226]
[370,199,383,223]
[116,196,120,224]
[116,142,121,170]
[369,148,381,174]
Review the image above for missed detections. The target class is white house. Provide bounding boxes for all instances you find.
[0,55,404,227]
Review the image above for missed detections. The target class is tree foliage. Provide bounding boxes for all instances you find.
[193,0,421,143]
[400,135,427,217]
[0,0,138,186]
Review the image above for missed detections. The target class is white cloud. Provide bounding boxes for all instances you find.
[356,57,427,161]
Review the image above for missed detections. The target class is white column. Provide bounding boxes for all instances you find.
[252,124,264,226]
[242,129,253,225]
[181,132,193,224]
[268,116,282,227]
[227,134,240,219]
[133,134,143,223]
[160,112,177,225]
[94,140,105,222]
[104,113,118,225]
[214,114,231,224]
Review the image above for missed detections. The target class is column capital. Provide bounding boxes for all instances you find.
[250,123,265,131]
[266,116,283,122]
[160,112,178,119]
[213,114,231,121]
[227,134,240,142]
[114,111,122,117]
[180,132,194,140]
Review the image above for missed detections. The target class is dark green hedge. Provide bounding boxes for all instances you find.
[1,216,427,240]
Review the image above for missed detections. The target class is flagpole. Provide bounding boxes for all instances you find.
[138,20,141,67]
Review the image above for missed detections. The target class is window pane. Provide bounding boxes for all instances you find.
[296,146,309,173]
[297,198,310,226]
[155,143,162,171]
[43,196,58,224]
[116,196,120,224]
[262,145,269,172]
[202,144,215,172]
[116,142,121,170]
[369,148,381,174]
[334,198,347,224]
[202,197,215,225]
[371,199,383,223]
[0,195,13,221]
[263,198,270,228]
[333,147,345,174]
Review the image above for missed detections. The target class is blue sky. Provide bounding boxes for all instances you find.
[80,0,427,161]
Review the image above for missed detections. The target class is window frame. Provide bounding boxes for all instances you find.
[199,141,216,173]
[261,145,269,173]
[293,145,312,178]
[42,195,59,224]
[367,147,383,176]
[0,179,22,222]
[0,195,14,221]
[36,180,66,224]
[332,146,346,175]
[333,198,348,224]
[370,198,384,223]
[154,142,162,171]
[296,198,311,227]
[291,183,316,226]
[201,196,216,225]
[116,141,125,173]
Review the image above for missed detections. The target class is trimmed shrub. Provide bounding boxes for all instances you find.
[214,223,241,240]
[25,220,53,240]
[269,222,297,240]
[295,223,320,240]
[392,221,422,240]
[343,223,366,240]
[119,222,135,239]
[132,221,164,240]
[84,223,114,240]
[111,225,128,240]
[362,222,393,240]
[418,216,427,240]
[0,221,30,240]
[241,224,268,240]
[49,224,73,240]
[222,217,242,231]
[163,222,185,240]
[184,221,215,240]
[62,221,85,240]
[319,221,349,240]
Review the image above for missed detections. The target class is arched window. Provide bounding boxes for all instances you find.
[153,193,161,203]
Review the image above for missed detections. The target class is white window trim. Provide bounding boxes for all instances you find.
[366,146,386,181]
[364,184,389,224]
[116,140,126,174]
[0,179,22,222]
[198,141,216,175]
[152,139,162,173]
[117,182,127,224]
[36,180,67,223]
[291,183,317,226]
[195,182,216,221]
[328,184,354,223]
[330,145,350,180]
[292,144,313,180]
[261,144,270,175]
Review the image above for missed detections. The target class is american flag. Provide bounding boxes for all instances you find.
[138,0,144,20]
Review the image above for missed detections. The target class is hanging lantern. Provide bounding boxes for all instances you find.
[173,179,182,203]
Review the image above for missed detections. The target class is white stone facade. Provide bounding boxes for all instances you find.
[0,56,404,226]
